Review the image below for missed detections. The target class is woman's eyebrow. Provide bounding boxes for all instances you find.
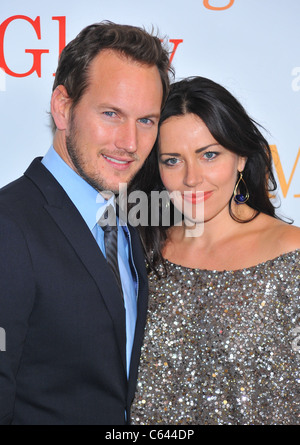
[160,143,220,157]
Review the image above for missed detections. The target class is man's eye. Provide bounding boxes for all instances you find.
[138,118,153,125]
[103,111,117,117]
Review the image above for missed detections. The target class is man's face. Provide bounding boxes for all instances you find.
[60,50,163,193]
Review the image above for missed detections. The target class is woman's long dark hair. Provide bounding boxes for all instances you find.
[130,76,280,273]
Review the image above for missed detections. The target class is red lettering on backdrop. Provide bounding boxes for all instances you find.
[0,16,181,78]
[52,16,66,76]
[203,0,234,11]
[0,15,49,77]
[52,16,66,57]
[169,39,183,64]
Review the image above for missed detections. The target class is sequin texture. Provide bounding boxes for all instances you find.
[131,250,300,425]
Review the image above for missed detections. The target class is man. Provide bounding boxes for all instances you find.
[0,21,171,425]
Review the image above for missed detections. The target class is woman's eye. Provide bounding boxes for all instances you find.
[164,157,179,166]
[203,151,218,160]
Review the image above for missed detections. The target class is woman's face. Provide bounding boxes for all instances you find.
[158,113,247,224]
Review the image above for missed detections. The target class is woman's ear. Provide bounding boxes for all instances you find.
[238,156,248,173]
[51,85,72,131]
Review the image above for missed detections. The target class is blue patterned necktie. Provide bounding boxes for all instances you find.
[98,205,123,300]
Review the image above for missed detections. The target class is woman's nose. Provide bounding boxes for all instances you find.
[183,163,203,187]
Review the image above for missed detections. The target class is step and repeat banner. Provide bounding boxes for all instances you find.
[0,0,299,225]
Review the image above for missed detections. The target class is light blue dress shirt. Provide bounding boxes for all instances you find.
[42,146,138,378]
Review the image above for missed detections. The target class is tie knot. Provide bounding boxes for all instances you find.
[98,205,117,232]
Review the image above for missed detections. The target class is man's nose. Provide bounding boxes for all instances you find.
[115,121,138,152]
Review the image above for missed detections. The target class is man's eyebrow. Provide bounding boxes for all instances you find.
[142,113,161,120]
[97,104,161,120]
[97,104,122,113]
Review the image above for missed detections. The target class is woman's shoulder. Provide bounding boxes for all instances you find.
[273,215,300,246]
[265,216,300,252]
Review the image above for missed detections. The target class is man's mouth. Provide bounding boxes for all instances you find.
[103,155,132,165]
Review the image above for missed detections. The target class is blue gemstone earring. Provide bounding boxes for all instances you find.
[233,172,249,204]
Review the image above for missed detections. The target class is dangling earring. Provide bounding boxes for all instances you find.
[233,172,249,204]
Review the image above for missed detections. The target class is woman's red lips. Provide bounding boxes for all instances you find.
[182,191,213,204]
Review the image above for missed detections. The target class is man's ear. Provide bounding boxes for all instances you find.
[51,85,72,130]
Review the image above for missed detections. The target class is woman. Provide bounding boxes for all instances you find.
[130,77,300,425]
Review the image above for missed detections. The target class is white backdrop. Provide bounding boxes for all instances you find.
[1,0,299,225]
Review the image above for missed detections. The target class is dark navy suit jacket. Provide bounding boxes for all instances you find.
[0,158,148,425]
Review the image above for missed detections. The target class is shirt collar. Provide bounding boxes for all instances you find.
[42,145,112,231]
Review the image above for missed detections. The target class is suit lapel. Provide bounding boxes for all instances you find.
[127,224,149,404]
[25,158,127,373]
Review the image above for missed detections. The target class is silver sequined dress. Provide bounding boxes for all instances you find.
[131,250,300,425]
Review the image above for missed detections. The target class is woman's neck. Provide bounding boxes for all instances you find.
[162,204,262,270]
[173,203,255,247]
